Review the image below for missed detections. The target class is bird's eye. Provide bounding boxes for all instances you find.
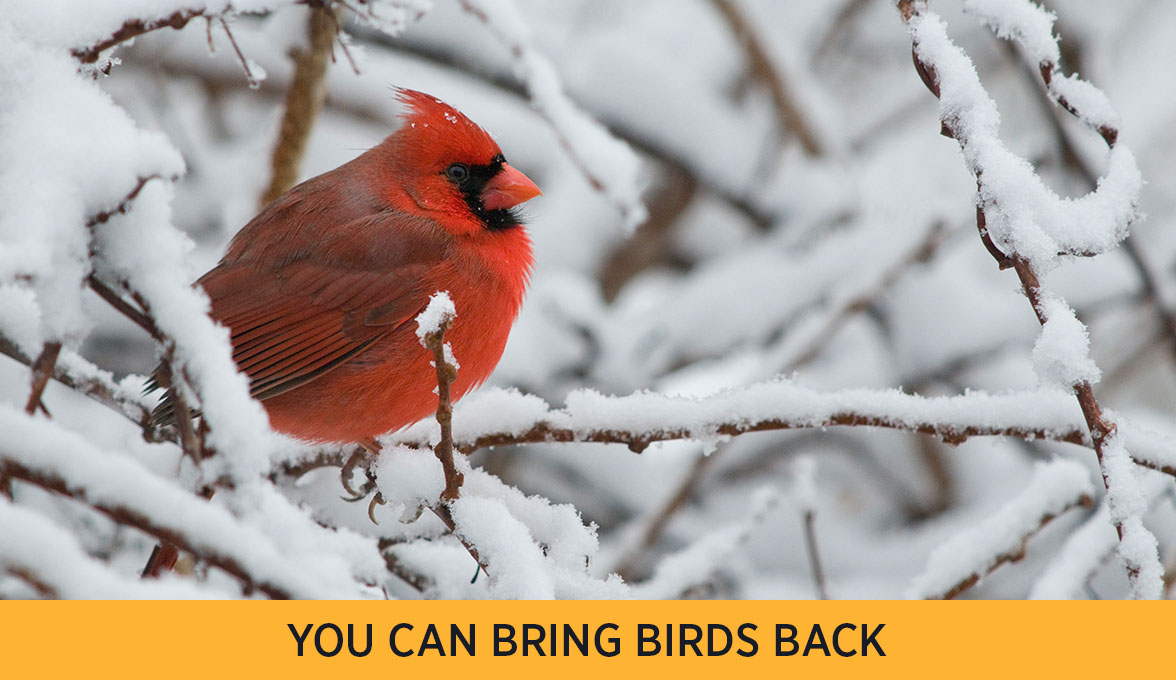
[445,163,470,183]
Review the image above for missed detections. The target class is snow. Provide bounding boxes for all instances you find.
[964,0,1060,66]
[415,290,456,340]
[1098,432,1163,599]
[1031,292,1100,388]
[373,445,446,514]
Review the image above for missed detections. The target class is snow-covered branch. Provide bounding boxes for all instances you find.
[907,459,1093,599]
[898,0,1163,599]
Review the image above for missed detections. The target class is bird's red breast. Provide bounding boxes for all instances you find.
[191,89,540,443]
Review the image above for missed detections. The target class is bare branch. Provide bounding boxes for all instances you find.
[71,7,217,64]
[710,0,825,156]
[802,508,829,599]
[260,3,340,205]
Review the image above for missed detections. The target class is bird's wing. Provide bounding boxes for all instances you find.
[150,208,447,426]
[205,256,433,402]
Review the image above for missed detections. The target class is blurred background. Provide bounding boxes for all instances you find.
[30,0,1176,597]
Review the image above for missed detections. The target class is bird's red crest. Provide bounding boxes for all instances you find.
[393,88,500,166]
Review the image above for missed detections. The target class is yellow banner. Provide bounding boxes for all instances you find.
[0,601,1166,677]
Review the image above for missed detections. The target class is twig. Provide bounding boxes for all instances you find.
[377,538,431,593]
[260,2,339,205]
[24,342,61,416]
[802,508,829,599]
[411,295,487,579]
[5,568,58,599]
[710,0,825,156]
[86,175,164,227]
[218,17,260,88]
[71,8,217,64]
[86,275,161,340]
[0,334,169,442]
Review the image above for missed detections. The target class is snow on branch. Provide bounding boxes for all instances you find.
[902,2,1139,274]
[415,382,1093,453]
[456,0,648,231]
[906,459,1093,600]
[278,382,1176,479]
[897,0,1162,598]
[963,0,1120,142]
[69,4,235,65]
[0,498,220,599]
[0,405,374,598]
[415,291,464,503]
[1029,473,1172,599]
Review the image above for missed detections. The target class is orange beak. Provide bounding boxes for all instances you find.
[481,163,542,211]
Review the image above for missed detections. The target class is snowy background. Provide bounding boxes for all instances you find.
[2,0,1176,599]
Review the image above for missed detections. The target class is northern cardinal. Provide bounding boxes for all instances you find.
[154,89,540,444]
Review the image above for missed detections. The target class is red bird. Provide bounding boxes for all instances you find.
[157,89,540,444]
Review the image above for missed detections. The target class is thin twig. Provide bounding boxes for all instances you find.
[5,568,58,599]
[422,319,464,503]
[377,538,431,593]
[71,8,216,64]
[86,275,161,340]
[802,508,829,599]
[218,17,260,88]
